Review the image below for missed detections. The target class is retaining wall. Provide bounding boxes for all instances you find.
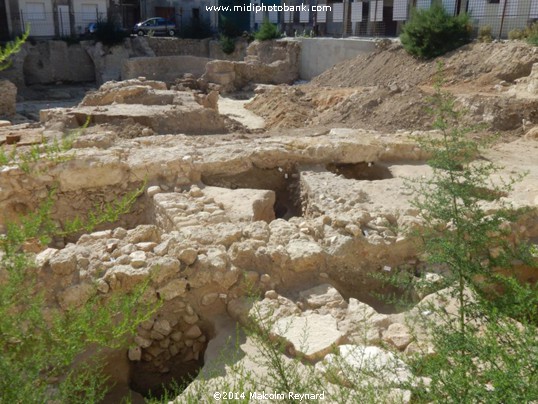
[296,37,377,80]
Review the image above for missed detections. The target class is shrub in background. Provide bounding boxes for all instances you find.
[508,28,525,40]
[0,28,28,70]
[254,19,281,41]
[400,4,471,59]
[478,25,493,42]
[525,22,538,45]
[94,18,128,47]
[219,35,236,54]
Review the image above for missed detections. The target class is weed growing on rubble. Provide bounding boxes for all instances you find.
[0,117,87,173]
[401,67,538,402]
[0,28,28,70]
[0,34,158,403]
[174,294,408,404]
[0,183,156,403]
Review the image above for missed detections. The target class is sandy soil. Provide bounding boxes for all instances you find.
[246,41,538,136]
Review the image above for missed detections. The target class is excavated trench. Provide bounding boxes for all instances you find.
[45,161,427,401]
[127,318,214,399]
[201,165,303,220]
[326,162,394,181]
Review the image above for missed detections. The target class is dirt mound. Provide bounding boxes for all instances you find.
[312,43,431,89]
[248,85,432,132]
[313,41,538,89]
[248,41,538,134]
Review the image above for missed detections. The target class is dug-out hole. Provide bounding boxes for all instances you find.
[129,354,205,399]
[128,319,214,400]
[201,166,303,220]
[326,162,394,181]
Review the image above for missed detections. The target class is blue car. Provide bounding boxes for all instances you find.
[133,18,177,37]
[85,22,97,37]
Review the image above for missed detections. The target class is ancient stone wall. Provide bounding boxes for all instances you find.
[202,39,301,93]
[23,41,96,85]
[144,37,248,61]
[121,56,212,81]
[0,80,16,117]
[145,38,211,57]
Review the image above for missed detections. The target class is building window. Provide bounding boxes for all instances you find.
[26,2,46,20]
[192,8,200,21]
[82,4,98,21]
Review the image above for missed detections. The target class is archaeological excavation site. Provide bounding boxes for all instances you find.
[0,34,537,403]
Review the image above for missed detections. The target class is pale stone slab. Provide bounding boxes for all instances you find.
[271,313,344,361]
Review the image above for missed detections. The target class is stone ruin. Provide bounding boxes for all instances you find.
[2,110,537,400]
[39,78,225,136]
[1,39,538,403]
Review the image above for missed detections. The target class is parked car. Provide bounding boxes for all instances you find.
[84,22,97,37]
[133,18,176,36]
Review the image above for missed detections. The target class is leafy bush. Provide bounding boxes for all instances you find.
[0,28,28,70]
[525,22,538,45]
[0,111,157,402]
[254,19,281,41]
[478,25,493,42]
[503,23,538,44]
[1,38,156,401]
[94,18,127,47]
[400,4,471,59]
[508,28,525,40]
[405,66,538,402]
[219,35,235,54]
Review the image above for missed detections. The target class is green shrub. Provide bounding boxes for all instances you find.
[400,4,471,59]
[508,28,525,40]
[405,66,538,402]
[0,28,28,70]
[219,35,235,55]
[478,25,493,42]
[1,38,156,400]
[525,22,538,45]
[254,19,281,41]
[94,18,127,47]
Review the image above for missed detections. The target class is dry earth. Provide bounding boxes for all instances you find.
[247,41,538,136]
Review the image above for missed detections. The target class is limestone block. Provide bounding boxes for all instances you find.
[299,284,346,309]
[383,323,413,351]
[271,314,345,361]
[156,278,187,301]
[128,346,142,361]
[185,325,202,339]
[317,345,413,385]
[126,225,160,244]
[104,265,150,291]
[148,257,180,284]
[339,300,391,345]
[178,248,198,266]
[286,240,326,272]
[58,283,95,309]
[153,319,172,336]
[49,248,78,276]
[203,186,276,223]
[0,80,16,117]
